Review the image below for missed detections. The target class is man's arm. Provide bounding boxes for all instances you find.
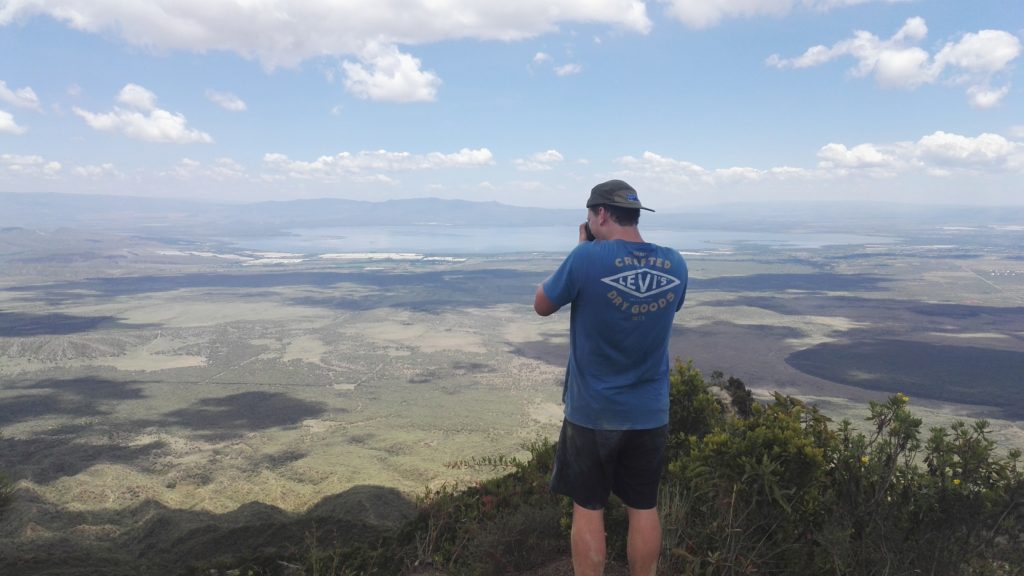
[534,284,560,316]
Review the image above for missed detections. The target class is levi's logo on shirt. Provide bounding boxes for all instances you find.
[601,268,680,298]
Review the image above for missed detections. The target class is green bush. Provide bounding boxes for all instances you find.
[660,362,1024,575]
[395,438,566,575]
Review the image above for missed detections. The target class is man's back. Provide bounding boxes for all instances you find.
[542,238,687,429]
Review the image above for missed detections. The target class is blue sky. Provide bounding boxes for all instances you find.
[1,0,1021,210]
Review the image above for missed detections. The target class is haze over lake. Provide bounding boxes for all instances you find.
[226,225,899,255]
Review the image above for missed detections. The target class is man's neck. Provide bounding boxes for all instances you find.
[606,225,644,243]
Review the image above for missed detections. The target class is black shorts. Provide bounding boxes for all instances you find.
[550,419,668,511]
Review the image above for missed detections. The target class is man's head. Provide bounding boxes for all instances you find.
[586,179,652,227]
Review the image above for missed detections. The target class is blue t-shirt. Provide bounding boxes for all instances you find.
[542,239,688,430]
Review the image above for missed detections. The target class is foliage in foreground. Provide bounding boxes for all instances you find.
[286,439,565,576]
[661,361,1023,575]
[232,361,1024,575]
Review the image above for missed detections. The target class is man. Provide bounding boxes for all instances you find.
[534,180,688,576]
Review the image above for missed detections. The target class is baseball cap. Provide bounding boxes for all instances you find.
[586,180,654,212]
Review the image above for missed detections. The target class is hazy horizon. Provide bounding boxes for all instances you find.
[5,188,1024,213]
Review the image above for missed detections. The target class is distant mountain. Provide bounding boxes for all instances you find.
[2,191,1022,238]
[0,192,582,234]
[234,197,577,227]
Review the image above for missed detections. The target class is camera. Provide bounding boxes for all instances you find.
[584,221,596,241]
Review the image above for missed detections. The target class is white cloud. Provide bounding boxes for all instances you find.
[210,157,248,179]
[342,42,441,102]
[117,83,157,111]
[0,154,62,178]
[533,51,584,77]
[515,149,565,171]
[611,131,1022,192]
[768,18,1020,106]
[166,158,202,179]
[915,131,1019,168]
[0,80,41,111]
[765,45,831,69]
[0,1,651,70]
[768,166,815,179]
[0,109,27,134]
[817,142,900,169]
[661,0,796,29]
[766,18,940,87]
[263,148,494,180]
[164,157,249,181]
[554,63,583,76]
[713,166,766,182]
[205,90,247,112]
[3,3,652,103]
[812,132,1024,176]
[73,163,123,179]
[618,151,712,182]
[660,0,906,29]
[873,47,934,89]
[73,83,213,144]
[534,150,565,163]
[967,85,1011,109]
[934,30,1022,74]
[178,158,202,169]
[815,131,1023,175]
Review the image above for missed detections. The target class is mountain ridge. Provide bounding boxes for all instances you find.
[3,191,1024,235]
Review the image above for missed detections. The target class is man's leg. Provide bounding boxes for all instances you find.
[626,506,661,576]
[572,503,606,576]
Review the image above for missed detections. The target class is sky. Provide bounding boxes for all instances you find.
[0,0,1022,211]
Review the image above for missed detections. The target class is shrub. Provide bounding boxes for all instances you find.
[666,360,727,461]
[398,438,566,575]
[660,362,1024,575]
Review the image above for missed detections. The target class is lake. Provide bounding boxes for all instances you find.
[225,225,898,256]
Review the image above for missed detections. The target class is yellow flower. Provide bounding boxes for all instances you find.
[860,455,869,465]
[953,478,961,486]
